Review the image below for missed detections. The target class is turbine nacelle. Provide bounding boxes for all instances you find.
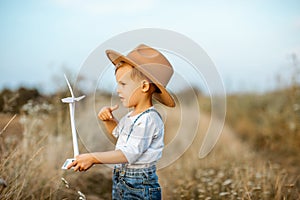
[61,96,85,103]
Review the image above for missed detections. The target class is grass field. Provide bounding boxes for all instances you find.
[0,87,299,199]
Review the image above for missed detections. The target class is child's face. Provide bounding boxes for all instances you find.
[115,64,142,108]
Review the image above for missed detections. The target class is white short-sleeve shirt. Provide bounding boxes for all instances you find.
[112,107,164,165]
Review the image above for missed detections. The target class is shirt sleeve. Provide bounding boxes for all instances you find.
[118,115,162,164]
[112,116,126,138]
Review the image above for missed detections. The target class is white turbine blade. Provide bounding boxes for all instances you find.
[61,97,74,103]
[64,74,75,98]
[74,95,86,102]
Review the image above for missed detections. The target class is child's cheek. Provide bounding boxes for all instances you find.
[129,88,140,105]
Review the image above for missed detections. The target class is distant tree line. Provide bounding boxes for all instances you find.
[0,87,44,113]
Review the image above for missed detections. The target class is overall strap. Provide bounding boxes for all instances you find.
[126,108,162,143]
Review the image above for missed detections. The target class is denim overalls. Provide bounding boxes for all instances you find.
[112,109,162,200]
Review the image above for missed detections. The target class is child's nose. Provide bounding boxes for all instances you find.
[116,85,121,94]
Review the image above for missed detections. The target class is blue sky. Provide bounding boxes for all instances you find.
[0,0,299,93]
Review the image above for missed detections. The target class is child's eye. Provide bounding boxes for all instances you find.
[119,82,126,86]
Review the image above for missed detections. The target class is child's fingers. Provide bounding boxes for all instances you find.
[98,110,112,120]
[98,105,118,121]
[110,104,119,112]
[67,160,77,169]
[98,107,109,120]
[73,164,80,172]
[72,156,82,171]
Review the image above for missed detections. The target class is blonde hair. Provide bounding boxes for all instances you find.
[115,62,161,93]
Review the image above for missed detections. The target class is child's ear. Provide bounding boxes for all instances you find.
[141,80,150,92]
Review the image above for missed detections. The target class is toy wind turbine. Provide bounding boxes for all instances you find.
[61,74,85,169]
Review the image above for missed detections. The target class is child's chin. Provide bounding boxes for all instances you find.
[122,102,129,107]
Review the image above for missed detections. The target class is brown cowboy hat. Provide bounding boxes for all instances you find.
[106,44,175,107]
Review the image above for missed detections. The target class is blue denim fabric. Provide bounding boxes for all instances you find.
[112,165,161,200]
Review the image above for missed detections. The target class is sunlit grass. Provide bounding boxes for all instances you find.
[0,86,299,199]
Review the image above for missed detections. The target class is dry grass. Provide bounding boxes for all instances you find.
[0,113,61,199]
[225,86,300,175]
[0,87,299,199]
[159,113,299,199]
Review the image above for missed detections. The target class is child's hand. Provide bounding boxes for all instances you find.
[98,105,119,121]
[67,153,95,172]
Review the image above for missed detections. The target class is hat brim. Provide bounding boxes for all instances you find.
[106,49,175,107]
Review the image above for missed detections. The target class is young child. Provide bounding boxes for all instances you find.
[68,44,175,199]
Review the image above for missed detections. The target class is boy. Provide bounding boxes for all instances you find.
[68,44,175,199]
